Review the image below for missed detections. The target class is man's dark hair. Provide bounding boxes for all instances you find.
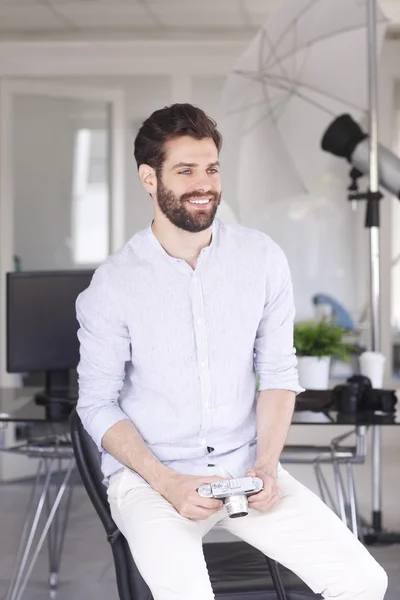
[134,103,222,173]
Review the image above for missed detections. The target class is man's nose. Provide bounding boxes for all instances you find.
[192,178,212,193]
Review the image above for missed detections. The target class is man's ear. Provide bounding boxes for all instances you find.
[138,164,157,196]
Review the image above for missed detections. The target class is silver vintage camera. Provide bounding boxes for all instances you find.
[198,476,263,518]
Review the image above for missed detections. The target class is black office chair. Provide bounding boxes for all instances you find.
[70,409,320,600]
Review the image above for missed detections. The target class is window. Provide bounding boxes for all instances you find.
[72,128,109,265]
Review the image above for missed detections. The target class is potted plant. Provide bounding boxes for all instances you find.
[294,319,353,390]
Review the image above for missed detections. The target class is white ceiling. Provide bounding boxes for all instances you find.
[0,0,399,40]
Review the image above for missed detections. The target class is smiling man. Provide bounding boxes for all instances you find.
[152,136,221,234]
[76,104,387,600]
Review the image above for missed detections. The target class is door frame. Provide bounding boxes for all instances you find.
[0,79,125,386]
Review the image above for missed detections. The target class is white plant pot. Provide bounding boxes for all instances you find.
[297,356,331,390]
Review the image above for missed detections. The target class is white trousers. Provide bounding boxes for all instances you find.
[107,467,388,600]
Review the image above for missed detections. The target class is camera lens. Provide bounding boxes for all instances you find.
[224,495,249,518]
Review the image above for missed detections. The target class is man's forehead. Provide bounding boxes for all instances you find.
[164,136,218,164]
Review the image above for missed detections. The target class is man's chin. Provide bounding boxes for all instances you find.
[178,215,215,233]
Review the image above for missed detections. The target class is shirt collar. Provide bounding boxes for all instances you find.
[147,218,219,264]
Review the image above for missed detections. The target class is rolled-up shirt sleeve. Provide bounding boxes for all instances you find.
[254,240,304,395]
[76,266,131,451]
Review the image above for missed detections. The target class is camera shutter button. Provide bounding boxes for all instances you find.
[229,479,241,489]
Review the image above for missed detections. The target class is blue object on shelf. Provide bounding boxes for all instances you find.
[312,293,355,331]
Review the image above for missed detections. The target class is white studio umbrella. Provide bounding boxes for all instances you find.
[219,0,388,225]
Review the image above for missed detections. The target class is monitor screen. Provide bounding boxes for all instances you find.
[7,270,94,373]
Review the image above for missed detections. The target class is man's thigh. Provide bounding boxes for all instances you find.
[107,468,221,600]
[220,469,387,600]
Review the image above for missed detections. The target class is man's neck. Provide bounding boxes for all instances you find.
[151,215,213,269]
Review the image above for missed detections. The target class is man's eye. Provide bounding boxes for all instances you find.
[179,170,191,175]
[208,168,219,174]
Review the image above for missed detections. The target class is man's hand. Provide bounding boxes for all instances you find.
[246,467,280,512]
[158,473,225,520]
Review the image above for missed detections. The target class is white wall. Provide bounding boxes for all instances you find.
[124,76,171,234]
[12,94,114,271]
[13,95,76,270]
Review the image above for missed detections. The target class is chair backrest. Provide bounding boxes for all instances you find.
[70,408,116,537]
[70,408,153,600]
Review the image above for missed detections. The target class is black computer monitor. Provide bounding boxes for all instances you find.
[7,270,94,418]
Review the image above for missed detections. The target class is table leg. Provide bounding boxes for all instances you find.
[46,457,75,590]
[313,461,339,515]
[5,459,47,600]
[346,463,360,540]
[332,460,347,524]
[5,456,75,600]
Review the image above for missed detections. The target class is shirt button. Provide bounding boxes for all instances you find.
[200,361,206,368]
[197,318,203,325]
[193,277,197,283]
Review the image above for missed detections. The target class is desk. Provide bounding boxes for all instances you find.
[291,407,400,426]
[289,399,400,544]
[0,388,74,600]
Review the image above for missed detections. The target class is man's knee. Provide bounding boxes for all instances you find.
[345,562,388,600]
[362,563,388,599]
[325,550,387,600]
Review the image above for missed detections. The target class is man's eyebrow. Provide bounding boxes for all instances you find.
[171,162,197,170]
[170,161,220,170]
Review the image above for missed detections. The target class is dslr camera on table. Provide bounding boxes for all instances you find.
[332,375,398,415]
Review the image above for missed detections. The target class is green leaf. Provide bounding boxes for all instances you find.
[294,319,354,360]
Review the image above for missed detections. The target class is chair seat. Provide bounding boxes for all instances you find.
[204,542,321,599]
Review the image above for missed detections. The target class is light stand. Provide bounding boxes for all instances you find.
[365,0,384,541]
[362,0,400,545]
[322,0,400,544]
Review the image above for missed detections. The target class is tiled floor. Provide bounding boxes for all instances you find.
[0,461,399,600]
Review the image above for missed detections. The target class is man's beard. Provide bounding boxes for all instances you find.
[156,176,221,233]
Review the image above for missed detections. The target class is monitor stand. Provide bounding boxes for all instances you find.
[34,370,76,422]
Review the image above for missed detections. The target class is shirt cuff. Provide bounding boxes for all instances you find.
[78,404,129,452]
[258,380,305,396]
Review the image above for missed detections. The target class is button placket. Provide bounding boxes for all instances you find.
[191,273,212,446]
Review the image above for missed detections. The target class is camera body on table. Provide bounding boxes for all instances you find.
[333,375,397,414]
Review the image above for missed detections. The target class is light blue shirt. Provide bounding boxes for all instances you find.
[76,219,303,481]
